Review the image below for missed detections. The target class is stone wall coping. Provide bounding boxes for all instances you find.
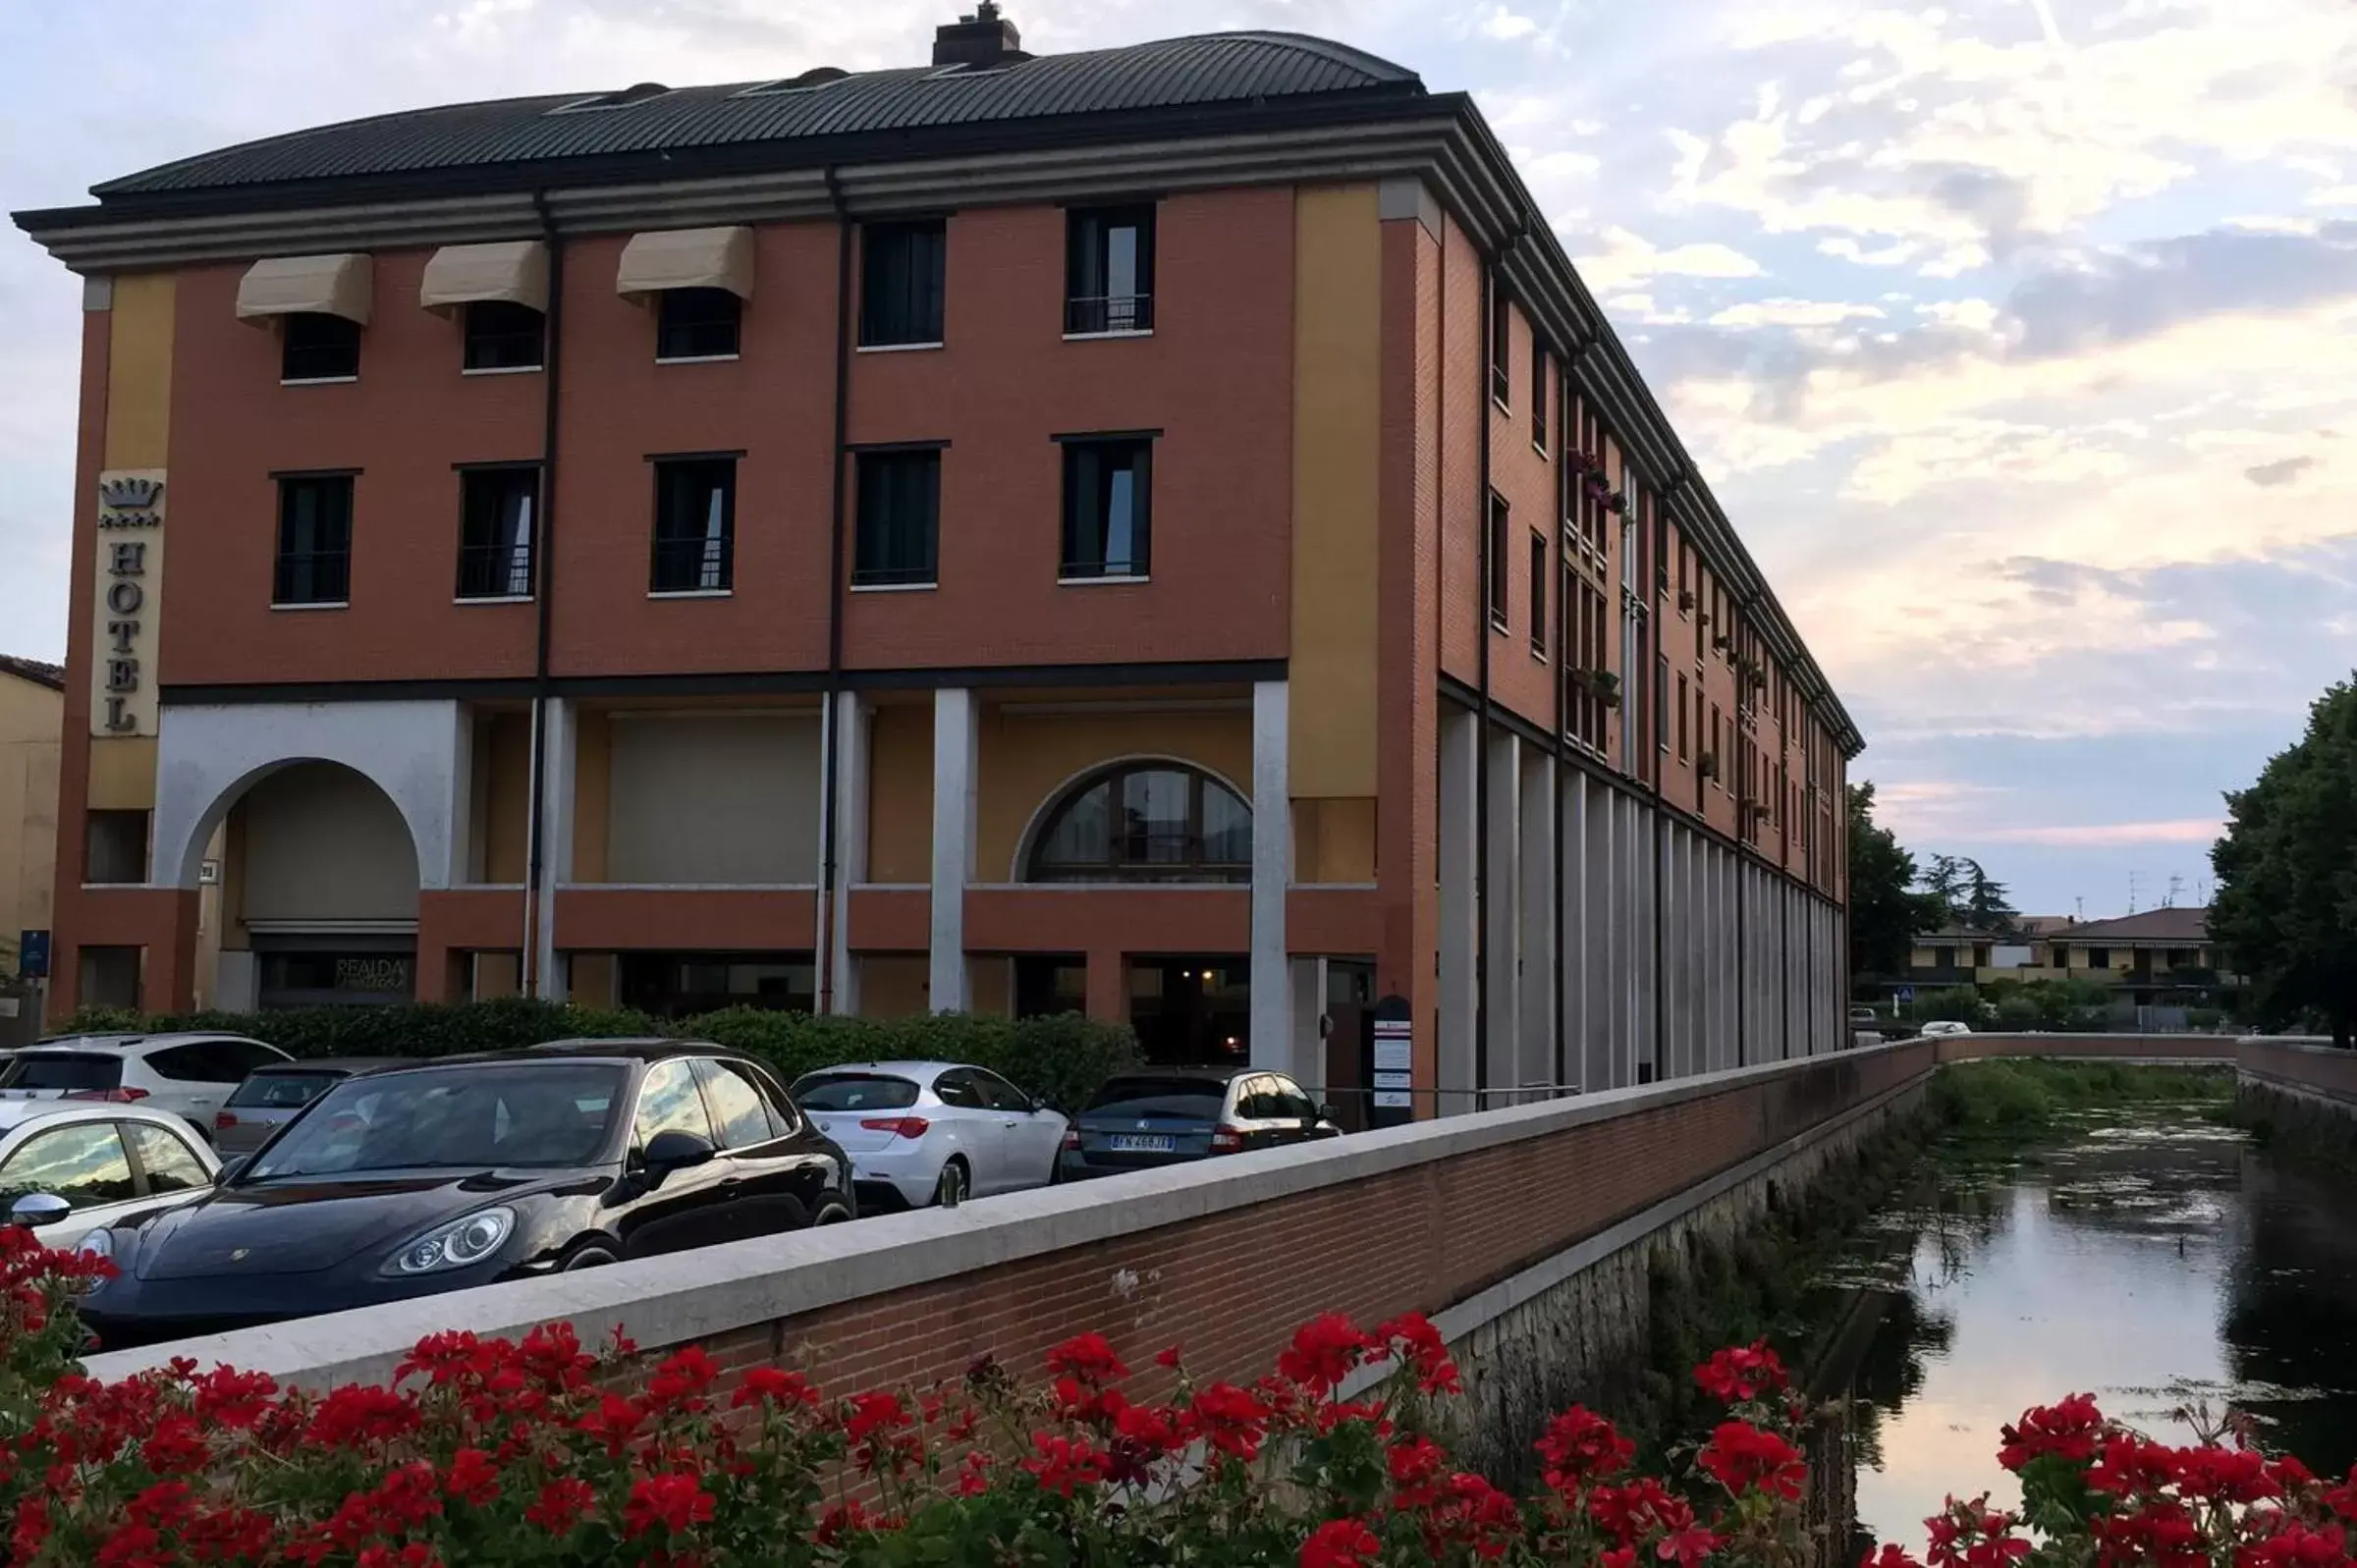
[81,1032,2248,1389]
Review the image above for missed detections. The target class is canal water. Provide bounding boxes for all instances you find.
[1816,1106,2357,1547]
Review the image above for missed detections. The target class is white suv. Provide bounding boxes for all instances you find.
[0,1034,294,1142]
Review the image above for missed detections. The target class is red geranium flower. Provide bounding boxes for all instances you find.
[1698,1421,1806,1502]
[1694,1341,1788,1404]
[1301,1517,1383,1568]
[1280,1314,1371,1396]
[444,1446,500,1508]
[1023,1433,1111,1496]
[1187,1381,1273,1461]
[524,1478,597,1535]
[731,1366,820,1413]
[623,1473,714,1539]
[1046,1331,1129,1385]
[1536,1406,1635,1495]
[1997,1394,2105,1469]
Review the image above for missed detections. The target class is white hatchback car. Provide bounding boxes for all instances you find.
[0,1104,221,1252]
[1919,1019,1974,1037]
[791,1061,1069,1210]
[0,1034,294,1143]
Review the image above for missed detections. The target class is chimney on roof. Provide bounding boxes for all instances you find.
[933,1,1024,68]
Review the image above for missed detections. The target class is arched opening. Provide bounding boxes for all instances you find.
[1022,761,1251,884]
[215,761,421,1008]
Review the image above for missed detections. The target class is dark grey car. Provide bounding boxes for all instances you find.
[1059,1066,1340,1180]
[211,1059,403,1155]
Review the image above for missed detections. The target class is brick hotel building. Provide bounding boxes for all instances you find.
[16,7,1859,1106]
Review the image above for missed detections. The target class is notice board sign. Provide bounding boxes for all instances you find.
[1365,994,1415,1129]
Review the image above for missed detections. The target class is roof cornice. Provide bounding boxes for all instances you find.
[14,91,1861,755]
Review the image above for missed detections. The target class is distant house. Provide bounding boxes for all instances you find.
[0,654,64,1002]
[1897,906,2235,1006]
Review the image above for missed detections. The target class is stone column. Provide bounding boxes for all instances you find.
[532,696,575,1002]
[1482,728,1520,1106]
[929,687,977,1013]
[1516,746,1556,1096]
[1437,707,1478,1113]
[826,693,871,1016]
[1249,679,1293,1073]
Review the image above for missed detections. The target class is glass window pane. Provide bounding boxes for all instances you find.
[632,1059,715,1150]
[695,1059,779,1149]
[1200,782,1252,865]
[128,1123,211,1195]
[1120,770,1191,863]
[1036,782,1110,868]
[0,1124,136,1211]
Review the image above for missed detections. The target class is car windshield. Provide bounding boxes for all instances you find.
[226,1070,346,1110]
[1083,1077,1227,1120]
[792,1074,919,1112]
[1,1054,121,1093]
[244,1062,626,1180]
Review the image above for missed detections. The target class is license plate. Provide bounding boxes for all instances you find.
[1108,1134,1174,1154]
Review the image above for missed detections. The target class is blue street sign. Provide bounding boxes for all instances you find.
[17,931,50,980]
[1892,985,1915,1003]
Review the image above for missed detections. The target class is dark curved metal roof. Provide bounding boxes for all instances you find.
[93,31,1421,197]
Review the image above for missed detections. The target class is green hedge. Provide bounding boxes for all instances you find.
[56,1000,1140,1114]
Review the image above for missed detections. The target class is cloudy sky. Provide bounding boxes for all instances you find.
[5,0,2353,918]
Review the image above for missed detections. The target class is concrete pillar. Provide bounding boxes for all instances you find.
[930,687,978,1013]
[1583,776,1613,1093]
[1482,729,1520,1106]
[1517,747,1555,1096]
[532,696,575,1002]
[1437,707,1478,1113]
[1560,769,1586,1091]
[827,694,871,1016]
[1084,946,1126,1023]
[1250,679,1293,1073]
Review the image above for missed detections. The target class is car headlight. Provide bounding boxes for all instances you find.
[76,1229,113,1264]
[384,1208,515,1277]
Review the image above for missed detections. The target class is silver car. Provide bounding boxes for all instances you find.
[0,1104,221,1252]
[211,1058,403,1155]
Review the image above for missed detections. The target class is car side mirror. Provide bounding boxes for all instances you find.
[8,1193,71,1230]
[215,1157,249,1185]
[1032,1097,1053,1114]
[642,1129,716,1180]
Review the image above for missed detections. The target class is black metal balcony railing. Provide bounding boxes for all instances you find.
[649,534,733,594]
[272,549,350,606]
[455,542,533,600]
[1065,293,1153,335]
[850,561,938,588]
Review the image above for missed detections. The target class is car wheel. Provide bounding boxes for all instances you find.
[563,1247,617,1272]
[935,1158,969,1208]
[812,1192,853,1226]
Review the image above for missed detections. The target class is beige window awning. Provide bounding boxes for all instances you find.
[419,240,549,315]
[616,226,754,300]
[236,252,372,325]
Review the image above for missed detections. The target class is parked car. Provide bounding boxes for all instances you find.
[1849,1005,1880,1029]
[1060,1066,1340,1181]
[1920,1019,1974,1038]
[210,1058,404,1156]
[72,1043,852,1350]
[0,1034,293,1141]
[0,1104,221,1253]
[790,1061,1069,1210]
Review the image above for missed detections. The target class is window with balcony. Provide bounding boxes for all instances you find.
[1066,205,1154,336]
[1487,493,1510,630]
[1489,284,1510,406]
[1531,345,1548,453]
[656,288,741,360]
[464,301,545,370]
[860,220,947,348]
[1026,763,1251,883]
[273,474,354,606]
[1060,437,1151,580]
[282,313,359,382]
[1529,532,1548,658]
[853,449,941,587]
[457,465,538,599]
[649,457,736,594]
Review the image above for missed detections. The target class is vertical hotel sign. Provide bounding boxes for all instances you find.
[91,469,166,737]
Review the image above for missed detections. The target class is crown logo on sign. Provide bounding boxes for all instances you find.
[98,475,164,510]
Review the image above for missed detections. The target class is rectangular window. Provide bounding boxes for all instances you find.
[1487,493,1510,629]
[282,313,359,381]
[1529,533,1548,658]
[649,457,736,594]
[79,946,140,1010]
[861,220,947,348]
[1679,541,1691,599]
[1657,654,1670,751]
[854,449,942,587]
[273,474,354,606]
[464,301,545,371]
[1489,284,1510,406]
[84,810,148,885]
[1066,206,1155,335]
[656,289,741,360]
[1712,704,1725,786]
[2088,947,2111,969]
[1531,345,1548,453]
[1061,438,1151,579]
[456,465,538,599]
[1676,673,1689,759]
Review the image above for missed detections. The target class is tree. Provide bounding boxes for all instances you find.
[1847,783,1942,979]
[2211,678,2357,1048]
[1917,853,2017,935]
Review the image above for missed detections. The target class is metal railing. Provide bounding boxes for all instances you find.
[650,535,733,594]
[272,549,350,606]
[1065,293,1153,335]
[456,542,533,599]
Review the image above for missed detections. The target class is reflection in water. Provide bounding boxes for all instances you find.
[1823,1112,2357,1547]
